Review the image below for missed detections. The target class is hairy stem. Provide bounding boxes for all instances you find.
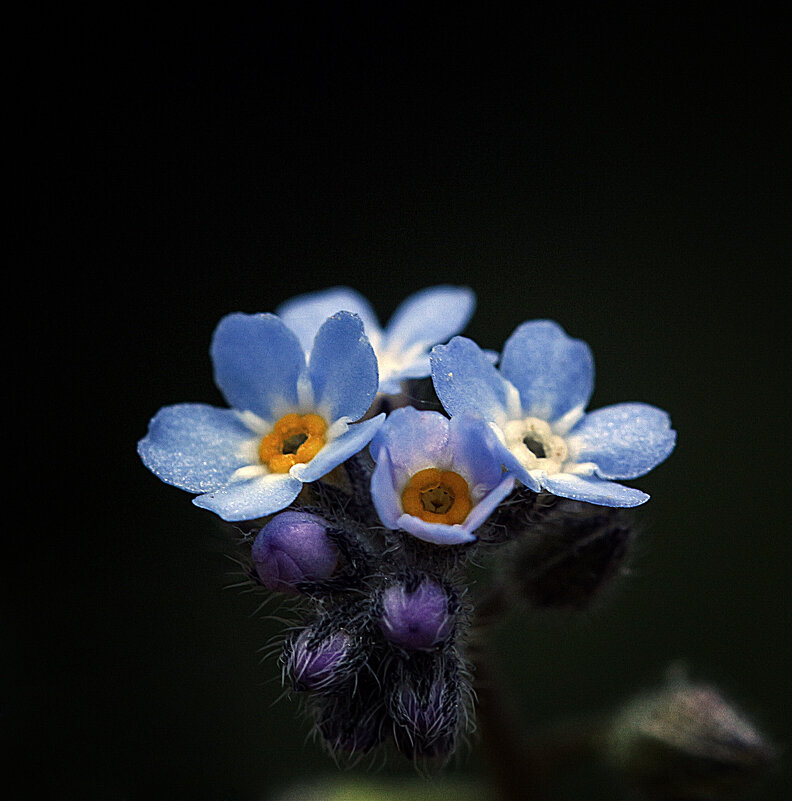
[469,583,542,801]
[469,584,602,801]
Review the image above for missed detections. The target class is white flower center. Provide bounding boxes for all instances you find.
[502,417,568,475]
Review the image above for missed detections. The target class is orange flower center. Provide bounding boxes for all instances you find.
[401,468,472,525]
[258,413,328,473]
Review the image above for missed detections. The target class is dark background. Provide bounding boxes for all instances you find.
[14,7,790,800]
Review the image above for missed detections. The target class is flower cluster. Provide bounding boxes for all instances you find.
[138,285,676,762]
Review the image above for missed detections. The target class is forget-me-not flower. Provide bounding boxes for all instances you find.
[138,311,385,521]
[430,321,676,507]
[276,285,476,394]
[369,406,515,545]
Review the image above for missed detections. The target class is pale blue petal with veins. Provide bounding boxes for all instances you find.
[277,285,476,394]
[369,407,514,545]
[138,311,384,521]
[430,321,675,508]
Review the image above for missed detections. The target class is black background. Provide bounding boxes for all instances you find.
[14,7,791,800]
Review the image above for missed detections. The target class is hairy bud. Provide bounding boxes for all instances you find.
[388,653,464,760]
[603,672,775,800]
[318,710,387,756]
[507,500,633,609]
[252,511,339,594]
[316,669,389,756]
[285,629,354,692]
[379,577,455,651]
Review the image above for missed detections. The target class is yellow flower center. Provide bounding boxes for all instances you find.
[258,413,328,473]
[401,468,472,525]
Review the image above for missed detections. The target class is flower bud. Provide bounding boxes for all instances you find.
[389,654,463,760]
[603,674,775,800]
[285,629,353,692]
[251,511,338,594]
[318,702,388,755]
[316,668,389,755]
[508,502,633,609]
[379,578,455,651]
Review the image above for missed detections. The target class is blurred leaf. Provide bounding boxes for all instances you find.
[274,776,486,801]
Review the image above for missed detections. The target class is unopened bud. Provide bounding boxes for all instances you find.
[509,501,633,609]
[318,704,387,755]
[603,673,775,800]
[316,670,388,755]
[252,511,338,594]
[379,578,455,651]
[389,654,463,760]
[285,629,353,692]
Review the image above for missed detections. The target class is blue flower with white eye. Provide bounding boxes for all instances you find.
[430,321,676,508]
[276,285,476,394]
[138,311,385,521]
[369,406,514,545]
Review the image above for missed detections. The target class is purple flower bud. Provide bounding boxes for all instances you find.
[390,656,463,760]
[251,511,338,594]
[315,646,389,755]
[379,579,454,651]
[318,703,387,755]
[286,629,353,692]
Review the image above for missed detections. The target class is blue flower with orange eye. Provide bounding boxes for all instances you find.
[276,285,476,394]
[137,311,385,521]
[369,406,514,545]
[430,321,676,508]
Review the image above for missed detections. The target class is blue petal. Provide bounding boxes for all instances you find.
[211,313,304,419]
[138,403,255,493]
[539,473,650,507]
[568,403,676,480]
[430,337,513,422]
[462,474,515,532]
[383,286,475,352]
[369,408,515,545]
[379,375,416,395]
[381,353,432,387]
[396,515,478,546]
[370,449,406,530]
[308,312,379,422]
[276,287,381,352]
[369,407,452,481]
[290,414,386,483]
[448,414,504,490]
[492,439,543,493]
[193,473,303,521]
[499,320,594,422]
[379,346,498,391]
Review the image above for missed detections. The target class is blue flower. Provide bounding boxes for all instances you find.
[430,321,676,508]
[138,311,385,521]
[369,406,514,545]
[276,285,476,394]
